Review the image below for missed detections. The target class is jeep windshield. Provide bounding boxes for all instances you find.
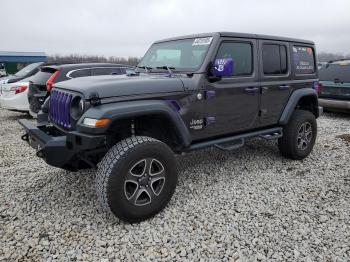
[138,37,213,72]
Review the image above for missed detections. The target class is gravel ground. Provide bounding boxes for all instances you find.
[0,108,349,262]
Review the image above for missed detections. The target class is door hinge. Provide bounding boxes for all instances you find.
[261,87,269,94]
[204,90,216,99]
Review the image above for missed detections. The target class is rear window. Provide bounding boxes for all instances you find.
[69,69,92,78]
[14,62,42,77]
[29,69,55,85]
[319,63,350,82]
[292,46,315,74]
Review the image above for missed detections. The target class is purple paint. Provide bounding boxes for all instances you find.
[205,116,216,126]
[213,58,233,77]
[166,100,181,112]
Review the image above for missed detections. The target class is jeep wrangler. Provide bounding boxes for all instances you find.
[19,32,322,222]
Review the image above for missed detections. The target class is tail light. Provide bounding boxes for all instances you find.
[46,70,60,92]
[10,85,28,94]
[313,82,322,94]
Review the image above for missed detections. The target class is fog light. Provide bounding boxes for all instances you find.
[83,118,110,127]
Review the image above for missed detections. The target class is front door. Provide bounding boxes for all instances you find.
[202,38,260,139]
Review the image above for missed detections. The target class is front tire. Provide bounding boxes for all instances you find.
[278,110,317,160]
[96,136,178,222]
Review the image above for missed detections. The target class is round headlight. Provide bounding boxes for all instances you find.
[70,97,85,120]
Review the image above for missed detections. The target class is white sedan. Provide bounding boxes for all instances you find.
[0,81,30,112]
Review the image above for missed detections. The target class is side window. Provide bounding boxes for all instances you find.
[215,42,253,77]
[262,44,288,75]
[93,67,121,76]
[292,46,315,75]
[118,68,127,74]
[69,69,92,78]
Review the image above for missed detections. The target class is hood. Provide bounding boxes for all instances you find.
[53,74,185,98]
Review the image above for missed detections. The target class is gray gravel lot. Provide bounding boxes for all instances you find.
[0,108,349,261]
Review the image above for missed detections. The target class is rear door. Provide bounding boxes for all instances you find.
[258,40,292,127]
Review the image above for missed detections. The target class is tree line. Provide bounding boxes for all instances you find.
[317,52,350,62]
[48,54,140,66]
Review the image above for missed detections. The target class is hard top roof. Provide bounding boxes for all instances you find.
[154,32,314,45]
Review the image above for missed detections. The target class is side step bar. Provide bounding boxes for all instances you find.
[187,127,283,152]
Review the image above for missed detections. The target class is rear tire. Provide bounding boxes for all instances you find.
[278,110,317,160]
[96,136,178,222]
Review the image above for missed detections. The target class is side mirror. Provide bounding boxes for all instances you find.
[213,58,233,77]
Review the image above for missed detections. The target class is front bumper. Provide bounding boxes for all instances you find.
[319,98,350,112]
[18,119,106,170]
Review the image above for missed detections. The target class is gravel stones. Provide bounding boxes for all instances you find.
[0,109,349,261]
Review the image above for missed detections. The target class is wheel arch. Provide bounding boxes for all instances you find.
[78,100,192,150]
[279,89,320,125]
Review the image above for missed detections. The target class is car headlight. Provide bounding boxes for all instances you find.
[70,97,85,120]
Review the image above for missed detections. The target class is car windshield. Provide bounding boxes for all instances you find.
[14,62,42,77]
[138,37,213,72]
[319,62,350,83]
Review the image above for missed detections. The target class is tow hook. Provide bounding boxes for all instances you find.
[21,133,29,142]
[36,150,44,158]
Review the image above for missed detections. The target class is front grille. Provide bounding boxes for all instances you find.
[50,90,73,128]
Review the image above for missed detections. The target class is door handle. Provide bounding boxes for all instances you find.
[244,87,259,95]
[279,85,290,90]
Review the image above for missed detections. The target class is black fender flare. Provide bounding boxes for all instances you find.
[279,89,319,125]
[76,100,192,147]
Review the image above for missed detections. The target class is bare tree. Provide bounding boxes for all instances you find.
[48,54,140,66]
[317,52,350,62]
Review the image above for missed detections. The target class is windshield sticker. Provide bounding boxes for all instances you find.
[192,37,213,46]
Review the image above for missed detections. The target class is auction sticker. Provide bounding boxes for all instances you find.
[193,37,213,46]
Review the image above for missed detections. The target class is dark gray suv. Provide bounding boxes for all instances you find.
[27,63,133,116]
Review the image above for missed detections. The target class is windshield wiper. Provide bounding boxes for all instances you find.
[135,65,153,73]
[156,66,175,76]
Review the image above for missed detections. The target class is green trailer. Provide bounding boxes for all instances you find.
[0,51,47,75]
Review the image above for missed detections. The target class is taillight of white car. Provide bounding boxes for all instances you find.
[10,85,28,95]
[0,82,30,111]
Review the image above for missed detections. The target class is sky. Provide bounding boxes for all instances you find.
[1,0,349,57]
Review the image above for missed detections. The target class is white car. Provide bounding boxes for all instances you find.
[0,81,30,112]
